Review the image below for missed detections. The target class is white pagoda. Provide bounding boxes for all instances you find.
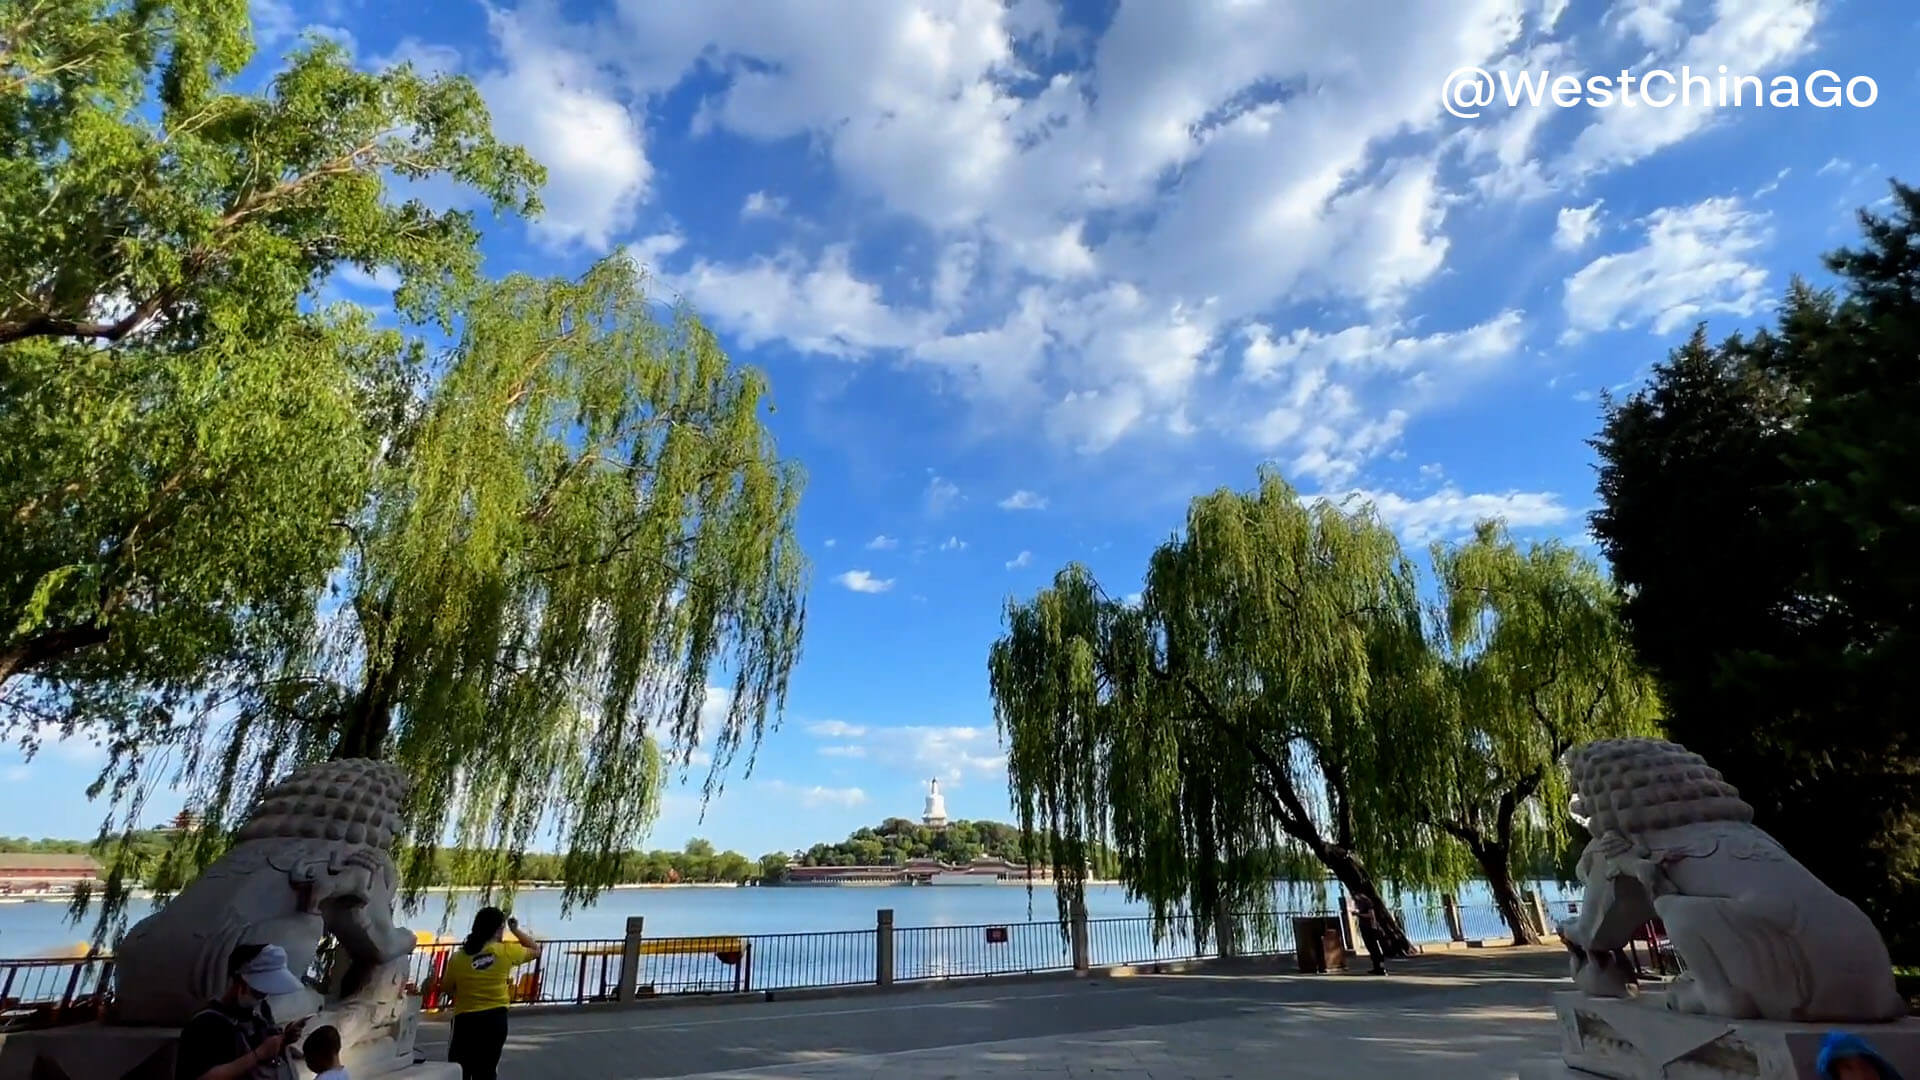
[922,778,949,829]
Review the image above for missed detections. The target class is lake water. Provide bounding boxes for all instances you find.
[0,878,1577,958]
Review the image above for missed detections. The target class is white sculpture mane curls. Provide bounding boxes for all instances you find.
[1558,737,1906,1023]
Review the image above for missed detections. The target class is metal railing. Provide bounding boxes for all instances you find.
[413,938,629,1008]
[1,894,1578,1026]
[640,929,872,995]
[0,955,114,1031]
[895,921,1073,981]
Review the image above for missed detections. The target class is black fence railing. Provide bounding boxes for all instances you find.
[895,921,1073,981]
[642,930,874,995]
[0,954,114,1031]
[6,894,1573,1028]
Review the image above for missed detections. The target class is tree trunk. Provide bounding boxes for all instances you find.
[1320,844,1415,957]
[0,623,111,685]
[331,661,400,759]
[1476,842,1540,946]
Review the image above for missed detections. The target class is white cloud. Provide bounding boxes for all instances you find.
[1563,197,1771,336]
[939,536,967,551]
[529,0,1556,454]
[1553,201,1603,252]
[1005,550,1032,570]
[1312,485,1574,543]
[1239,310,1526,484]
[339,264,403,292]
[764,781,868,809]
[834,570,895,594]
[997,490,1048,511]
[639,239,936,358]
[741,191,788,219]
[1559,0,1819,178]
[804,723,1006,785]
[865,534,898,551]
[492,0,1801,458]
[478,6,650,252]
[822,538,838,549]
[923,475,961,515]
[374,37,463,77]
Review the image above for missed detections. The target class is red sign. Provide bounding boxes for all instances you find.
[985,926,1009,944]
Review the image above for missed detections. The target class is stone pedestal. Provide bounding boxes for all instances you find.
[0,1021,458,1080]
[1521,991,1920,1080]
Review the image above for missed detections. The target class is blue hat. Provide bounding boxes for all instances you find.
[1817,1032,1902,1080]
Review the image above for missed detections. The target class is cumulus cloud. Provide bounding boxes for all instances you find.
[1559,0,1818,178]
[939,536,967,551]
[764,780,868,809]
[865,534,898,551]
[834,570,895,594]
[923,475,961,515]
[465,0,1811,459]
[1553,201,1604,252]
[804,723,1006,786]
[1563,197,1771,336]
[741,191,788,219]
[1005,550,1032,570]
[1239,310,1526,484]
[478,6,650,252]
[997,490,1047,511]
[1313,485,1574,542]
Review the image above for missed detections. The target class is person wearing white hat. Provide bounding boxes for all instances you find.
[174,943,310,1080]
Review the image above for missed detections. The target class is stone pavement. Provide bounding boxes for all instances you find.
[417,946,1573,1080]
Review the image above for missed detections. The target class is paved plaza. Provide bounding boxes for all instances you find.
[417,946,1571,1080]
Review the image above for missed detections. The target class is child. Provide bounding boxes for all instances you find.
[303,1024,347,1080]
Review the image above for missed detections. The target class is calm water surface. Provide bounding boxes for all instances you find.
[0,879,1575,957]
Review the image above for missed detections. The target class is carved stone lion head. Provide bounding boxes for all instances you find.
[1563,737,1754,838]
[235,758,408,849]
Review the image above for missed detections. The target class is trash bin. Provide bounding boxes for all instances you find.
[1293,916,1348,973]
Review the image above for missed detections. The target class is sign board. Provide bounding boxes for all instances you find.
[984,926,1009,944]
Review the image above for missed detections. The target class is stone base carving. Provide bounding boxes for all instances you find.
[1521,991,1920,1080]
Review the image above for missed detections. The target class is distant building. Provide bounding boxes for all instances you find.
[777,855,1050,887]
[0,854,101,895]
[922,779,948,829]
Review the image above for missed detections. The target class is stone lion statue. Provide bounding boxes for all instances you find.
[1557,738,1906,1022]
[114,759,423,1072]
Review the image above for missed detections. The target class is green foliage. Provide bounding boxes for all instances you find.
[99,256,809,925]
[789,817,1122,876]
[990,470,1428,953]
[1590,181,1920,960]
[1,0,541,748]
[6,1,806,946]
[1374,523,1660,943]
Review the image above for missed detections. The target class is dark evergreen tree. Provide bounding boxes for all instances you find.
[1590,182,1920,960]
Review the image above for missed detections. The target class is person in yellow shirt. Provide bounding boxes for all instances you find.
[443,907,540,1080]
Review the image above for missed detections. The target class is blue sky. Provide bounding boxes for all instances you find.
[6,0,1918,858]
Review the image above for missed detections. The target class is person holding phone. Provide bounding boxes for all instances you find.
[174,943,309,1080]
[444,907,541,1080]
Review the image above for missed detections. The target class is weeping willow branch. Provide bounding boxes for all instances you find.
[79,255,807,931]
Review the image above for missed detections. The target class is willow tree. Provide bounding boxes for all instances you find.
[990,469,1434,956]
[3,0,540,746]
[1374,523,1661,945]
[92,255,806,920]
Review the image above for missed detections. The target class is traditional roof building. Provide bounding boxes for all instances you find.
[0,854,101,893]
